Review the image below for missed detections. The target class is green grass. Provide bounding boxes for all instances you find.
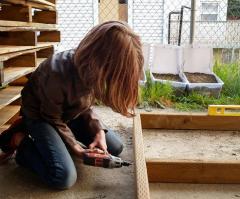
[139,62,240,111]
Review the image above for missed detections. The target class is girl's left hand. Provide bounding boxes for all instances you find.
[89,130,108,153]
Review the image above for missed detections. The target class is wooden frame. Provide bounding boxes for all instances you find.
[133,112,240,199]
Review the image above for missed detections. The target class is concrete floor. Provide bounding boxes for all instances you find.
[0,106,135,199]
[1,106,240,199]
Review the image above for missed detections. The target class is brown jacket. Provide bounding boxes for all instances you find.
[21,49,104,150]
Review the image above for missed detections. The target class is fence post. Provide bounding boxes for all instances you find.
[190,0,196,44]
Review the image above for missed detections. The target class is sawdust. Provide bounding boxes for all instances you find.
[143,129,240,161]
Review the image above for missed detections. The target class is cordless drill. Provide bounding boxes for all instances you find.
[82,152,132,168]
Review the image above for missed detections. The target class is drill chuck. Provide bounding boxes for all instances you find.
[83,152,132,169]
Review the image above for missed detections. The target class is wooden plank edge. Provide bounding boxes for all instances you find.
[2,67,35,86]
[0,86,23,110]
[1,57,46,86]
[133,114,150,199]
[0,26,57,32]
[0,45,53,61]
[140,112,240,131]
[3,0,55,11]
[29,0,55,7]
[146,158,240,184]
[0,20,56,29]
[0,42,56,56]
[0,105,20,126]
[0,125,11,134]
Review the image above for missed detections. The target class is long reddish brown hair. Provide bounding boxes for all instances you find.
[74,21,143,117]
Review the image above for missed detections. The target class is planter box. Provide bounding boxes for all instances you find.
[150,44,187,94]
[183,72,224,97]
[183,46,224,97]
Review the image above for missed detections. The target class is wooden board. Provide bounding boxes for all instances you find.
[38,30,60,42]
[0,125,11,134]
[0,52,36,85]
[0,4,31,22]
[0,26,57,32]
[0,86,23,110]
[0,45,54,61]
[0,31,37,46]
[0,20,56,29]
[3,0,56,11]
[37,46,54,58]
[0,105,20,126]
[32,10,57,24]
[133,115,150,199]
[147,159,240,184]
[140,112,240,131]
[0,42,56,55]
[2,67,35,86]
[133,112,240,198]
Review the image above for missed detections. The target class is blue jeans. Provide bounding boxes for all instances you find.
[15,116,123,189]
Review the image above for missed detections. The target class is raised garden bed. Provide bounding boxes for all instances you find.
[133,112,240,199]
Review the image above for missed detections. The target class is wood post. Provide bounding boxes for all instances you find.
[0,31,37,46]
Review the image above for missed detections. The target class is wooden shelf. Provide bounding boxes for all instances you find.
[0,42,57,55]
[0,86,23,110]
[0,105,20,126]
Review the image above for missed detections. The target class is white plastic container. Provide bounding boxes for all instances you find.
[139,43,150,85]
[150,44,187,93]
[182,46,224,98]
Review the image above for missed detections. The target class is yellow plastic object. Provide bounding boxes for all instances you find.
[208,105,240,116]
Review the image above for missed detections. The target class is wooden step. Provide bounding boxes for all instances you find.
[0,86,23,110]
[0,42,56,55]
[0,105,20,126]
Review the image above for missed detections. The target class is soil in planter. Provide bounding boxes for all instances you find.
[152,73,182,82]
[185,72,217,83]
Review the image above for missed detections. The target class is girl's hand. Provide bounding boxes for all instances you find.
[89,130,108,153]
[73,144,104,158]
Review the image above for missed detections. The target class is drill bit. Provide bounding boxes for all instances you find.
[122,161,132,166]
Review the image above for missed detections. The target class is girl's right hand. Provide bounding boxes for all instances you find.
[73,144,105,159]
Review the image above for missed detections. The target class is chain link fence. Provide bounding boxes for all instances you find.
[56,0,240,62]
